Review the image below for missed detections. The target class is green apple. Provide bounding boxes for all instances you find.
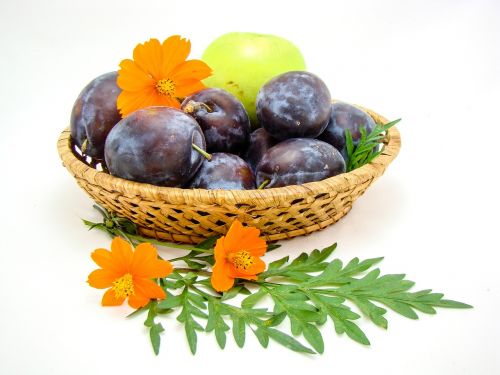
[202,32,306,126]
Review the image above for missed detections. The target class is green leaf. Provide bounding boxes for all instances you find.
[206,300,230,349]
[195,236,219,250]
[267,243,282,251]
[221,286,243,302]
[242,289,267,308]
[345,119,401,172]
[232,315,246,348]
[267,328,315,354]
[149,322,164,355]
[253,328,269,348]
[157,294,182,310]
[302,323,324,354]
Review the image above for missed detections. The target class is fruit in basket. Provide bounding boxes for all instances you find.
[319,102,376,157]
[256,138,346,188]
[70,72,122,159]
[202,32,306,126]
[244,128,279,172]
[181,88,251,154]
[256,71,332,140]
[189,153,255,190]
[104,107,206,187]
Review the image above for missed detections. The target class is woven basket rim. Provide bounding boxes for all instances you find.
[57,107,401,204]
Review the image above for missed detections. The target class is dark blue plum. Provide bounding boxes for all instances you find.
[256,138,345,188]
[70,72,121,159]
[104,107,206,187]
[189,153,255,190]
[318,102,376,156]
[256,71,332,141]
[244,128,279,172]
[181,88,251,154]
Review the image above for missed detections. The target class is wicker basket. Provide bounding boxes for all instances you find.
[57,106,401,244]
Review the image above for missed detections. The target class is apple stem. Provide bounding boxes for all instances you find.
[257,180,270,190]
[183,100,213,114]
[192,143,212,160]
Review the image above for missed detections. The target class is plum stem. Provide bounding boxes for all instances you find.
[183,100,213,114]
[257,180,270,189]
[192,143,212,160]
[81,138,88,154]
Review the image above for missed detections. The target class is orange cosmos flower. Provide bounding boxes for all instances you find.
[87,237,173,308]
[116,35,212,117]
[211,220,267,292]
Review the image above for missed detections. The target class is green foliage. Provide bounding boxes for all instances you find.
[345,118,401,172]
[85,208,470,356]
[127,244,471,355]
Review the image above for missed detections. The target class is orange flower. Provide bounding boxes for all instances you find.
[87,237,173,308]
[211,220,267,292]
[116,35,212,117]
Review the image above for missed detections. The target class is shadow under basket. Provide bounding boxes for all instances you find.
[57,107,401,244]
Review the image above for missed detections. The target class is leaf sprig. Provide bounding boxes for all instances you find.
[345,118,401,172]
[84,207,471,355]
[134,244,470,355]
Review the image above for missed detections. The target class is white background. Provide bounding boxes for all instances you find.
[0,0,499,374]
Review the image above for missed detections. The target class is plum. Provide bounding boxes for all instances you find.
[189,153,255,190]
[104,107,206,187]
[319,102,376,156]
[256,138,345,188]
[244,128,279,172]
[181,88,251,154]
[70,72,121,159]
[256,71,331,140]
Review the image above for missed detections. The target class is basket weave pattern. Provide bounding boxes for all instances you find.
[57,108,400,244]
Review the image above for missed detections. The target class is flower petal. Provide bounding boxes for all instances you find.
[134,278,166,300]
[227,257,266,278]
[133,38,163,79]
[131,242,173,278]
[211,262,234,292]
[174,80,206,98]
[214,237,227,263]
[223,220,245,253]
[128,293,150,309]
[118,59,155,92]
[110,237,133,273]
[90,248,122,274]
[117,88,160,117]
[102,288,125,306]
[161,35,191,77]
[170,60,212,82]
[87,269,117,289]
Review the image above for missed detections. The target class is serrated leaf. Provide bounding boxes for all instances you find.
[253,328,269,348]
[232,316,246,348]
[149,322,164,355]
[242,289,267,308]
[341,320,370,345]
[268,256,289,270]
[302,323,324,353]
[157,294,182,309]
[267,328,315,354]
[264,311,287,327]
[267,243,282,251]
[195,236,219,250]
[221,286,243,302]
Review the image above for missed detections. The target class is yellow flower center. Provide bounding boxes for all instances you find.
[156,78,176,97]
[112,273,135,299]
[228,251,255,270]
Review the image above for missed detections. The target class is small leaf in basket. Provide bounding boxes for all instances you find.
[196,236,220,250]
